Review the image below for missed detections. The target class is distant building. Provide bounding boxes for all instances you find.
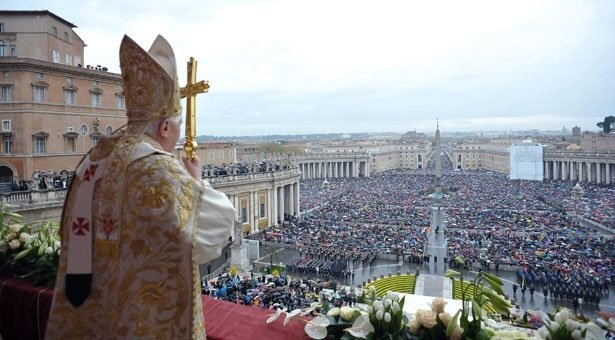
[451,140,513,173]
[579,132,615,151]
[175,142,236,166]
[400,130,426,142]
[509,140,544,181]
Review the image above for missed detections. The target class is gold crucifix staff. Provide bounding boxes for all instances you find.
[180,57,210,160]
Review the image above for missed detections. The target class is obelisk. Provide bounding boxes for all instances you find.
[435,119,442,193]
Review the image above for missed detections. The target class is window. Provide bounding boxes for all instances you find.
[35,72,44,79]
[67,127,74,132]
[9,45,15,57]
[33,132,48,154]
[260,202,265,218]
[105,125,113,135]
[66,137,75,152]
[52,50,60,63]
[64,132,78,152]
[66,77,73,84]
[116,95,125,109]
[64,89,75,105]
[92,135,100,146]
[241,207,248,223]
[33,86,45,102]
[80,124,88,135]
[64,32,69,41]
[2,120,10,131]
[93,80,99,86]
[3,136,12,154]
[0,40,5,57]
[65,54,72,65]
[52,26,57,36]
[1,85,11,102]
[209,151,214,160]
[3,71,8,78]
[0,23,4,32]
[220,151,225,160]
[91,92,101,107]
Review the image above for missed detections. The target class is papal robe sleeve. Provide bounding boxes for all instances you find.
[195,180,235,264]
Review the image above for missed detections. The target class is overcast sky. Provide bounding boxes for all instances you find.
[7,0,615,136]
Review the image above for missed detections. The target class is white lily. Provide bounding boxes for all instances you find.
[345,314,375,339]
[326,307,340,317]
[266,307,287,324]
[284,308,302,326]
[305,316,330,340]
[554,310,569,325]
[392,301,400,313]
[339,306,355,321]
[301,302,321,316]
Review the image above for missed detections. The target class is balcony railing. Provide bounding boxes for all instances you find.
[0,188,67,206]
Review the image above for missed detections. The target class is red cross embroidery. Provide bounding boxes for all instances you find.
[72,217,90,236]
[101,217,114,238]
[83,164,98,181]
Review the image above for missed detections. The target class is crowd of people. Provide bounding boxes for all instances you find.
[261,154,614,294]
[202,273,356,311]
[202,159,292,178]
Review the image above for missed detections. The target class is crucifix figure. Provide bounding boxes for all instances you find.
[180,57,209,160]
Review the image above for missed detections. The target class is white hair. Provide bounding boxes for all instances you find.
[143,115,182,137]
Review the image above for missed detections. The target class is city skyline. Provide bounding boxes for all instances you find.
[6,0,615,136]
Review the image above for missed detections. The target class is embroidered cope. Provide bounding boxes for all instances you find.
[45,135,235,339]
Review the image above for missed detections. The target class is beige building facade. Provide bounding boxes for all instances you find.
[174,142,236,166]
[0,11,126,189]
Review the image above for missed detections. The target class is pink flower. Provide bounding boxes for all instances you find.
[431,297,447,313]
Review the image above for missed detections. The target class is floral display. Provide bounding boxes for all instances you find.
[535,308,606,340]
[407,297,464,340]
[0,204,60,286]
[266,288,410,339]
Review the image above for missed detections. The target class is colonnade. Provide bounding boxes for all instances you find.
[298,160,369,180]
[543,159,613,184]
[210,168,301,235]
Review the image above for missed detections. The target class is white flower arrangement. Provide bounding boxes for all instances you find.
[0,204,60,286]
[266,289,408,339]
[535,308,606,340]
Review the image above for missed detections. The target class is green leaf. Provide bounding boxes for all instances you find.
[470,297,483,320]
[482,277,504,295]
[446,310,461,336]
[454,256,465,265]
[481,272,503,286]
[444,269,461,278]
[14,247,35,261]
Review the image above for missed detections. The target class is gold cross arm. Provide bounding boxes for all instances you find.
[180,57,209,160]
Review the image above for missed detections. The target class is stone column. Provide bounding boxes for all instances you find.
[272,187,278,226]
[251,191,258,233]
[278,186,284,223]
[288,183,295,217]
[268,188,274,227]
[294,182,301,217]
[597,163,602,184]
[233,195,240,221]
[606,163,611,184]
